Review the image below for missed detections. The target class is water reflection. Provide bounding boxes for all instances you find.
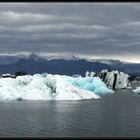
[0,92,140,137]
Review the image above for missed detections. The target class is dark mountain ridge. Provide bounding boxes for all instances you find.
[0,53,139,76]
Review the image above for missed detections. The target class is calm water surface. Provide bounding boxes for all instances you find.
[0,84,140,137]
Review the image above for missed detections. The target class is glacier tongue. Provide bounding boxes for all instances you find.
[0,73,115,101]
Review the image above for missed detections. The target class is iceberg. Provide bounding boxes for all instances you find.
[85,71,96,77]
[133,87,140,94]
[86,70,129,89]
[0,73,103,101]
[64,76,114,95]
[100,70,129,89]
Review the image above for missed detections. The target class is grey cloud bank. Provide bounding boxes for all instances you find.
[0,3,140,63]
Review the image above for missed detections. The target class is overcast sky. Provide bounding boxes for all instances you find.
[0,3,140,63]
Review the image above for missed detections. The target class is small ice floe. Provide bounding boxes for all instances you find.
[126,86,132,89]
[133,87,140,94]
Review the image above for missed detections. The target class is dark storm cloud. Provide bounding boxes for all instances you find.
[0,3,140,62]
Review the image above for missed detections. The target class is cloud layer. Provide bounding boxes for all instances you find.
[0,3,140,63]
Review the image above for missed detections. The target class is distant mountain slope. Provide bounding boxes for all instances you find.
[0,53,139,76]
[0,55,113,76]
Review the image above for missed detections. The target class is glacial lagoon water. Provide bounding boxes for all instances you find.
[0,84,140,137]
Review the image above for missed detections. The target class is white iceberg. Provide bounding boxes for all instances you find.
[85,71,96,77]
[0,73,105,101]
[133,87,140,94]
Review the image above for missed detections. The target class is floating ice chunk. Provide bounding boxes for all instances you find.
[126,86,132,89]
[66,76,114,95]
[133,87,140,94]
[0,73,101,101]
[85,70,129,89]
[100,70,129,89]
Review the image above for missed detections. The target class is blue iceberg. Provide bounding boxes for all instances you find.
[66,77,114,95]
